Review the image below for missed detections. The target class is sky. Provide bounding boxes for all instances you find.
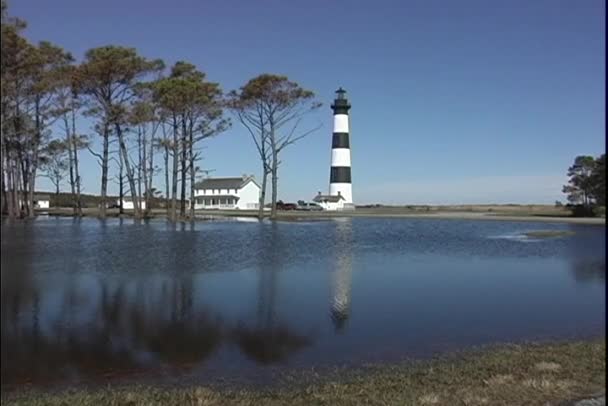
[10,0,606,204]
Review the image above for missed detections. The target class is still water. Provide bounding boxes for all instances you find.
[1,216,605,389]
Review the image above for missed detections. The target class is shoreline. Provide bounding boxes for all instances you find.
[24,207,607,225]
[2,337,605,405]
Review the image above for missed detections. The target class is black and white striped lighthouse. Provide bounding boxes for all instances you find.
[329,88,353,204]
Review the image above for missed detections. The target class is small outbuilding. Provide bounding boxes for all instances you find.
[313,192,345,211]
[119,197,146,210]
[33,194,50,209]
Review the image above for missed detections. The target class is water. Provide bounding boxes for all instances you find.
[1,216,605,389]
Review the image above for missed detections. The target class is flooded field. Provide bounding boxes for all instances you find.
[1,216,604,390]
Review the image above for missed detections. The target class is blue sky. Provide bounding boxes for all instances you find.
[12,0,605,204]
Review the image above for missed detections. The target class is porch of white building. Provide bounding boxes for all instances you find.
[194,195,239,210]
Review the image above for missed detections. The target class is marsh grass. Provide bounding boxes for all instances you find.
[2,339,604,406]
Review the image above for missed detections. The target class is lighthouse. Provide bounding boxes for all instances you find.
[329,88,353,206]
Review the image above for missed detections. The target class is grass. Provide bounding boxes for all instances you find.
[2,339,605,405]
[523,230,577,238]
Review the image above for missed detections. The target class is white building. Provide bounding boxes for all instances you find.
[194,176,260,210]
[313,192,345,211]
[33,194,50,209]
[119,197,146,210]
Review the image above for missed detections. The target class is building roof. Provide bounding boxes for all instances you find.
[313,194,345,203]
[194,176,260,190]
[196,195,239,200]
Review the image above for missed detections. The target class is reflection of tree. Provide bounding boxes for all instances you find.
[233,223,312,364]
[567,228,605,284]
[1,270,224,387]
[330,218,354,332]
[570,260,605,283]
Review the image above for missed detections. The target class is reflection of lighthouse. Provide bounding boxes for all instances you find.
[330,218,353,332]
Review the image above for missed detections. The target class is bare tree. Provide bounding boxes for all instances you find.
[39,139,68,194]
[229,74,321,219]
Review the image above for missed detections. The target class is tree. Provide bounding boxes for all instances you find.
[1,2,71,219]
[76,45,163,218]
[152,62,228,221]
[40,139,68,194]
[52,64,88,215]
[562,155,597,206]
[591,154,605,207]
[229,74,321,219]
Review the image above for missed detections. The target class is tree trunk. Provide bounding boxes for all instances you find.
[189,127,195,219]
[118,153,124,215]
[72,106,82,216]
[271,152,278,219]
[100,122,110,218]
[258,164,267,220]
[270,122,278,220]
[27,97,43,218]
[137,125,143,207]
[64,113,76,214]
[142,125,149,217]
[147,125,154,217]
[171,114,179,221]
[6,159,15,220]
[180,115,188,217]
[0,108,4,215]
[115,123,140,218]
[164,141,169,217]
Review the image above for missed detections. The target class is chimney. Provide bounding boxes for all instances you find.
[337,191,341,195]
[318,191,321,195]
[242,173,248,180]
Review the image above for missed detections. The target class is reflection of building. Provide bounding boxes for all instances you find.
[330,219,353,331]
[193,176,260,210]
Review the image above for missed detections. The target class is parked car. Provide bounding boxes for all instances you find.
[296,202,323,211]
[276,201,298,210]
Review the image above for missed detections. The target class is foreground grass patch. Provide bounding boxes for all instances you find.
[2,339,605,406]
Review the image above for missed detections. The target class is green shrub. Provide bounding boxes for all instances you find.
[593,206,606,218]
